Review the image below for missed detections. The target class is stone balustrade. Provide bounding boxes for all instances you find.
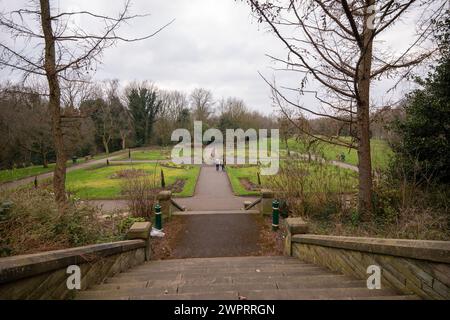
[0,221,151,300]
[284,218,450,300]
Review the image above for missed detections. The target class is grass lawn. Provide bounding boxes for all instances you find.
[66,163,200,199]
[214,138,281,160]
[0,151,126,184]
[227,161,358,196]
[116,149,170,161]
[281,137,393,169]
[0,159,89,184]
[0,165,55,184]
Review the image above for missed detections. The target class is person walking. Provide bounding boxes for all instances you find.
[215,158,220,171]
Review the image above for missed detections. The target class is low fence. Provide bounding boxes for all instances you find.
[284,218,450,300]
[0,222,151,300]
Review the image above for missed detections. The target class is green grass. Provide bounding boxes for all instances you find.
[227,161,358,196]
[227,165,261,196]
[0,165,55,183]
[0,150,125,184]
[66,163,200,199]
[0,159,90,184]
[281,137,393,169]
[116,149,170,161]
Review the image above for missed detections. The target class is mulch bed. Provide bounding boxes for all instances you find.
[253,215,286,256]
[150,215,187,260]
[239,178,261,192]
[170,179,185,194]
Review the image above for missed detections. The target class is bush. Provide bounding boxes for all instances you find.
[267,158,449,241]
[390,19,450,184]
[121,170,157,219]
[266,159,356,219]
[0,187,127,257]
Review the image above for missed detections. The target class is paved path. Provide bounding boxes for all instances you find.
[171,164,261,258]
[175,165,257,211]
[172,213,261,258]
[289,151,359,172]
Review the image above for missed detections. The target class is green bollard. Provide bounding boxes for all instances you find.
[272,200,280,231]
[154,203,162,231]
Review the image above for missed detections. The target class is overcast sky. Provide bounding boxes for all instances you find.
[0,0,435,115]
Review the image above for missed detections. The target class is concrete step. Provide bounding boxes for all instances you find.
[134,258,305,269]
[138,256,299,265]
[77,290,239,300]
[76,255,415,300]
[173,210,259,215]
[101,273,353,288]
[107,268,333,283]
[236,287,400,300]
[92,275,365,293]
[76,287,403,300]
[352,295,421,300]
[122,265,323,276]
[128,263,308,273]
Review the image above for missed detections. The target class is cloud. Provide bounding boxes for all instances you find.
[0,0,435,116]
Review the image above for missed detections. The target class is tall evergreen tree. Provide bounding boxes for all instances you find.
[127,84,163,146]
[392,13,450,184]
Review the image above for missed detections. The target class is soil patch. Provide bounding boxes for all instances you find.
[110,169,147,179]
[150,216,187,260]
[239,178,260,192]
[169,179,185,193]
[253,215,285,256]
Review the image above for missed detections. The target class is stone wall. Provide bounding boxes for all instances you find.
[290,235,450,300]
[0,240,146,300]
[0,221,152,300]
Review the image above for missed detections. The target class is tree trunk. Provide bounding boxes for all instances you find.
[42,153,48,168]
[285,136,290,156]
[121,133,126,150]
[356,2,375,219]
[102,135,110,155]
[40,0,67,213]
[144,118,149,146]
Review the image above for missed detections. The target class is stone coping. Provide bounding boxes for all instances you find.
[0,240,145,284]
[292,235,450,264]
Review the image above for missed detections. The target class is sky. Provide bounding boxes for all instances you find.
[0,0,438,115]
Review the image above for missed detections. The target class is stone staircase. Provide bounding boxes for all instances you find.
[75,256,419,300]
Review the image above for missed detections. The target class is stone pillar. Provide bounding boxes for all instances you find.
[284,218,309,256]
[157,190,172,220]
[127,221,152,261]
[260,189,274,216]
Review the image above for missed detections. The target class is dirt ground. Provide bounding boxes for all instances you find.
[150,215,187,260]
[253,215,286,256]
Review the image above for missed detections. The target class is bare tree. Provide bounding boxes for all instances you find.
[156,90,189,145]
[0,1,172,213]
[248,0,446,218]
[190,88,214,122]
[0,84,53,168]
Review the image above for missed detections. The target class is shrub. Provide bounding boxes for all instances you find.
[0,187,126,257]
[266,159,356,219]
[121,171,157,219]
[266,158,449,240]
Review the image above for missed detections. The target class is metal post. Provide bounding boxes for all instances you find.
[272,200,280,231]
[154,203,162,230]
